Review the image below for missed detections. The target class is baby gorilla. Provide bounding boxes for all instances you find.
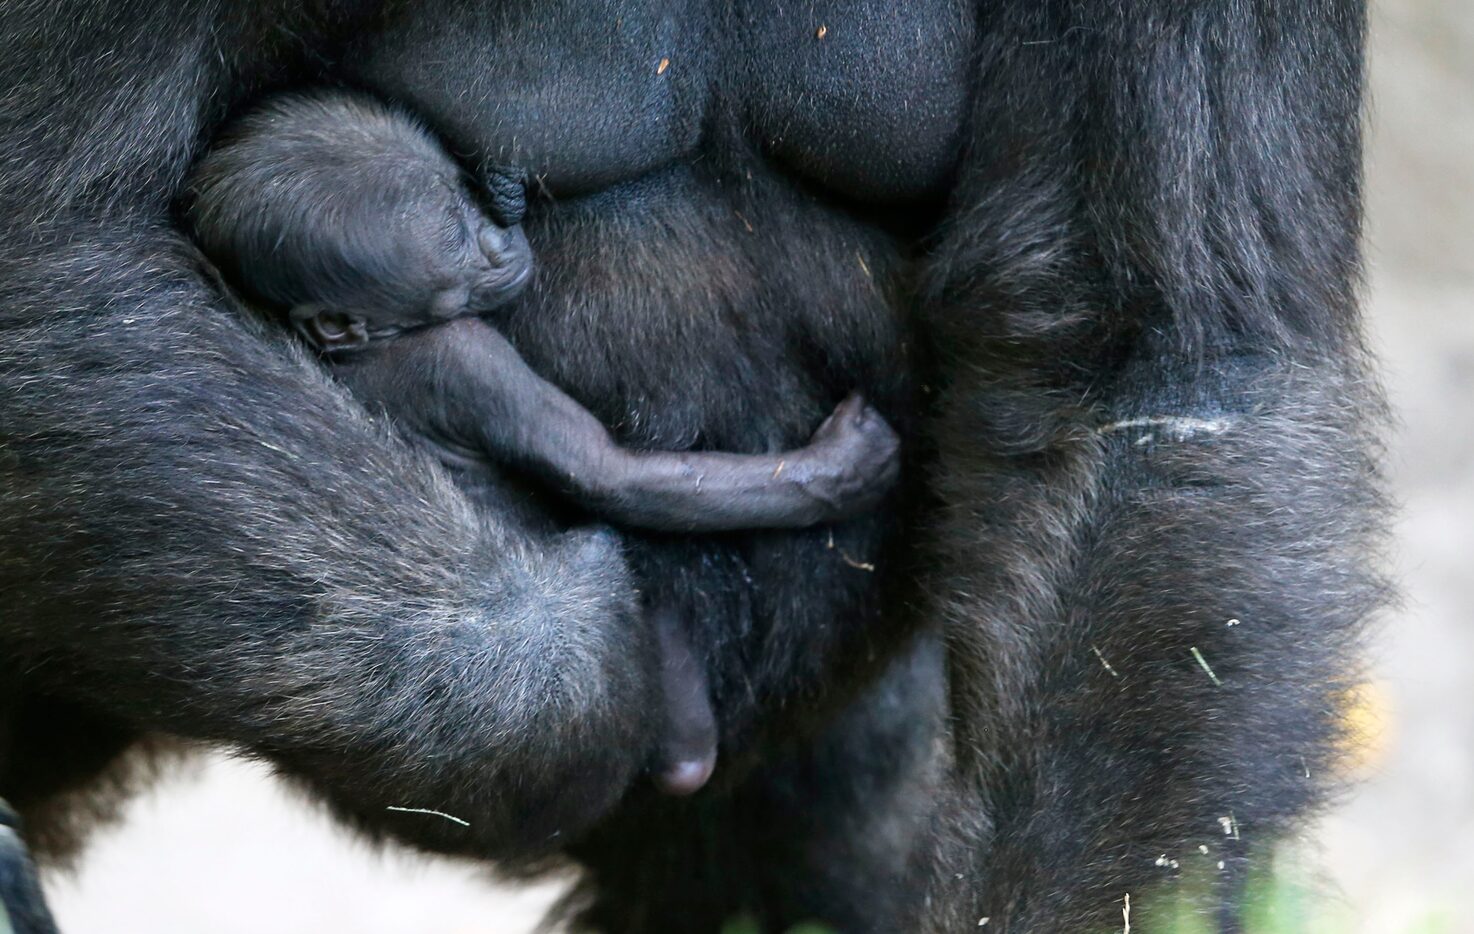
[185,91,901,795]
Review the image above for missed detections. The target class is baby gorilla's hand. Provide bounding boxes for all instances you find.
[792,393,901,520]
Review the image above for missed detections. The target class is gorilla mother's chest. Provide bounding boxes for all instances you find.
[345,0,974,203]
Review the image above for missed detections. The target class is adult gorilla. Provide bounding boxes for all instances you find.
[0,1,1383,931]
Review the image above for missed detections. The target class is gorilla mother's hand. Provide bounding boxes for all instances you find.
[0,230,659,860]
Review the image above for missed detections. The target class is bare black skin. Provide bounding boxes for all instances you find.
[185,91,900,794]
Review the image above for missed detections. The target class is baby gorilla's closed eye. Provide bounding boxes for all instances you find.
[439,202,471,250]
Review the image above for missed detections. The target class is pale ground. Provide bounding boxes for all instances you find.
[1302,2,1474,930]
[40,3,1474,931]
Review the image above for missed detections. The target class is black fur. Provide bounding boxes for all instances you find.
[917,2,1386,929]
[0,1,1382,932]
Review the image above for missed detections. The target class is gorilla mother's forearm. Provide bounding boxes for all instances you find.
[917,0,1382,928]
[0,222,658,858]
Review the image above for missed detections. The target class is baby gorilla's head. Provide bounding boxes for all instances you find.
[288,166,534,351]
[186,91,533,351]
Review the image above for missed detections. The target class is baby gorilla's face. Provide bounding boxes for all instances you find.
[406,177,534,317]
[293,174,533,352]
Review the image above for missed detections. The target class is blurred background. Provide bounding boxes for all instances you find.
[39,2,1474,931]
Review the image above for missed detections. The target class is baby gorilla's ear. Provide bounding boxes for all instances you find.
[480,166,528,227]
[290,305,371,351]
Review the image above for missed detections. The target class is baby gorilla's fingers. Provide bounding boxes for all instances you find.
[809,391,868,441]
[796,394,902,519]
[481,165,529,227]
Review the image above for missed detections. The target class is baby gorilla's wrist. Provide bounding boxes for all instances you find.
[791,394,902,521]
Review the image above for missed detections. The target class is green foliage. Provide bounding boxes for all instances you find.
[1138,851,1452,934]
[718,856,1456,934]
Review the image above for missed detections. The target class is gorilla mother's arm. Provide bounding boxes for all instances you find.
[919,1,1384,928]
[0,1,656,861]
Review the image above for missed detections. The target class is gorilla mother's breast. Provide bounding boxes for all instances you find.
[340,0,934,752]
[734,0,975,204]
[345,0,972,203]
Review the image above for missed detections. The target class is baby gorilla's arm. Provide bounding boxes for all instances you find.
[330,317,901,532]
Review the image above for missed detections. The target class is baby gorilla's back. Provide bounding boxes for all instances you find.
[185,91,532,349]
